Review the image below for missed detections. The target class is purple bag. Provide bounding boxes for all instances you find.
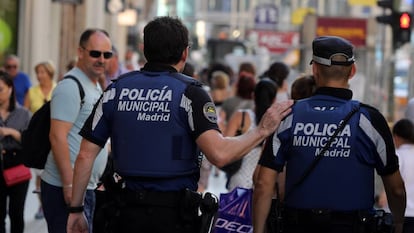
[214,187,253,233]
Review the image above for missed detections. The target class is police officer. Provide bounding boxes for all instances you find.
[253,36,406,233]
[66,16,293,233]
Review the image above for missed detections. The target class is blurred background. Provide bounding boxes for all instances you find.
[1,0,414,121]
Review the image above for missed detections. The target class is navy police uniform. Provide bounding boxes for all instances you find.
[260,87,399,232]
[259,36,399,233]
[80,63,220,233]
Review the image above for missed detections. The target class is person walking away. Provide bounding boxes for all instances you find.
[378,118,414,233]
[225,78,277,191]
[3,55,31,106]
[253,36,406,233]
[0,71,31,233]
[40,29,110,233]
[66,16,293,233]
[23,61,57,220]
[260,61,290,102]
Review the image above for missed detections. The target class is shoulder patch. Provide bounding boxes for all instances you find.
[203,102,218,123]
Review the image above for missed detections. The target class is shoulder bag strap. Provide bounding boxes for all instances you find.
[236,111,246,136]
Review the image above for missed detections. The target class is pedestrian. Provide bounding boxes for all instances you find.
[221,74,256,122]
[378,118,414,233]
[3,55,32,106]
[290,74,316,100]
[224,78,277,191]
[253,36,406,233]
[0,71,32,233]
[260,61,290,102]
[66,16,293,233]
[101,45,129,89]
[41,29,110,233]
[24,61,57,220]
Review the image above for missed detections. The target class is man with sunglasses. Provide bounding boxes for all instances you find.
[41,28,111,233]
[3,54,31,105]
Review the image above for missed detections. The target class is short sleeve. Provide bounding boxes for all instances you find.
[50,79,82,123]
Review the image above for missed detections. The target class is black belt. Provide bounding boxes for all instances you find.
[122,189,183,207]
[284,207,371,224]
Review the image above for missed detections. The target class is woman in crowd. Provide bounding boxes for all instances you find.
[224,78,276,190]
[378,118,414,233]
[0,71,31,233]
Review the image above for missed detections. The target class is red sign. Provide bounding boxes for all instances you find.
[247,30,299,54]
[316,17,367,47]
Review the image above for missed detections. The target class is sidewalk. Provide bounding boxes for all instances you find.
[5,169,228,233]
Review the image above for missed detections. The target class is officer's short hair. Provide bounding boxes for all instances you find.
[143,16,189,65]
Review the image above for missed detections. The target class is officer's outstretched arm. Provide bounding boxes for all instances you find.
[197,100,293,168]
[381,170,406,233]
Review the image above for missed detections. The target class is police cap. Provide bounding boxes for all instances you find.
[310,36,355,66]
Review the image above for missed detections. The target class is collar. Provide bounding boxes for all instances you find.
[141,62,178,73]
[314,87,353,100]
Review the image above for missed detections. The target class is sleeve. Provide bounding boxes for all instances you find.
[361,105,399,176]
[258,115,293,173]
[25,74,32,89]
[184,84,220,139]
[258,134,278,170]
[50,79,81,123]
[79,88,112,148]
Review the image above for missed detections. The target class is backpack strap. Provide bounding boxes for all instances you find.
[64,75,85,105]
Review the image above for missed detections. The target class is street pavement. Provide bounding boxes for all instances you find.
[6,168,228,233]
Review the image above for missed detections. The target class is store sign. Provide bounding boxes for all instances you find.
[316,17,367,47]
[254,4,278,30]
[247,30,299,54]
[52,0,82,4]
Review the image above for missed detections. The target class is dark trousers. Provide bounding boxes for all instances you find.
[0,177,29,233]
[404,217,414,233]
[41,180,95,233]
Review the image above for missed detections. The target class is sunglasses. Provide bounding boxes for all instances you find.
[81,46,113,59]
[5,65,17,69]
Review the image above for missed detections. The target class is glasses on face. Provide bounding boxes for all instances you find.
[5,64,17,70]
[81,46,113,59]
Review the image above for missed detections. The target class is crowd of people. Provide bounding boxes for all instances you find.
[0,15,411,233]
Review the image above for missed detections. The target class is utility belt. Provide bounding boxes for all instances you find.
[121,189,219,233]
[283,207,394,233]
[122,189,183,207]
[284,207,371,224]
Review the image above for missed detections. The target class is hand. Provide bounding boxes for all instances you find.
[0,127,10,137]
[257,100,293,137]
[67,213,89,233]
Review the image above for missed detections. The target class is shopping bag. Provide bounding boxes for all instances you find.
[214,187,253,233]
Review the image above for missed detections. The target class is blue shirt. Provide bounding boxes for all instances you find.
[41,68,108,190]
[80,63,220,191]
[13,72,32,105]
[260,87,399,211]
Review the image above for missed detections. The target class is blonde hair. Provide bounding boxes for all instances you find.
[211,71,230,90]
[35,61,55,79]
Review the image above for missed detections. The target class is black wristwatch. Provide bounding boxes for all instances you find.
[68,206,84,213]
